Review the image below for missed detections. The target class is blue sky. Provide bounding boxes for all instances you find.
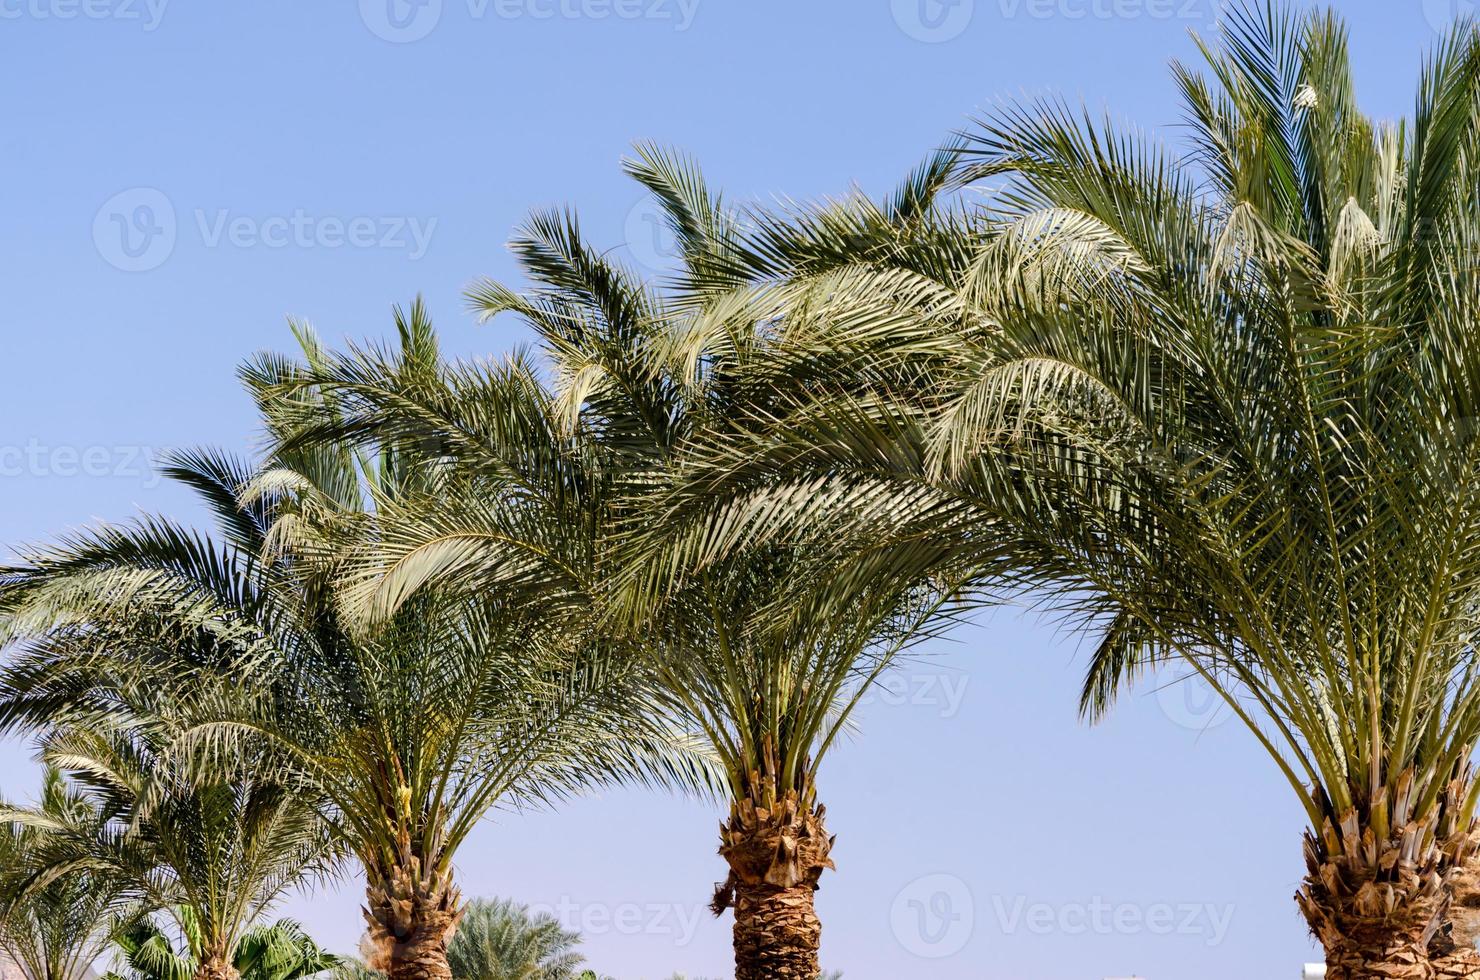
[0,1,1456,976]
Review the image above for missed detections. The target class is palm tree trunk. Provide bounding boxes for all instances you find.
[1299,851,1442,979]
[1297,769,1480,979]
[1430,854,1480,978]
[1298,814,1447,978]
[1432,947,1480,980]
[193,951,240,980]
[1300,863,1435,978]
[362,842,463,980]
[727,880,822,980]
[379,924,456,980]
[1427,776,1480,978]
[1321,935,1432,979]
[711,789,834,980]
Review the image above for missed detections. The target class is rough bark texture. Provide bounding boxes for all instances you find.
[362,831,463,980]
[1321,927,1434,979]
[1299,828,1442,980]
[1432,945,1480,980]
[712,787,834,980]
[728,879,822,980]
[192,952,240,980]
[1299,769,1476,980]
[1430,841,1480,979]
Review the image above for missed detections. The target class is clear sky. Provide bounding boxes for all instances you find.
[0,1,1456,977]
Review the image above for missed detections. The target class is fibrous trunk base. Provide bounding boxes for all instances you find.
[382,927,456,980]
[713,785,834,980]
[1432,850,1480,979]
[363,834,462,980]
[192,953,240,980]
[1298,769,1466,980]
[1431,947,1480,980]
[1321,926,1434,979]
[1301,845,1444,979]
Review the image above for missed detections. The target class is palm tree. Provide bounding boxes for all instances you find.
[106,913,339,980]
[956,9,1480,975]
[626,5,1480,975]
[443,899,584,980]
[0,313,712,980]
[0,682,336,980]
[258,153,961,980]
[0,768,131,980]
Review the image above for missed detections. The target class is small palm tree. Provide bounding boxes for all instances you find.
[0,314,712,980]
[0,711,334,980]
[0,518,341,980]
[0,768,131,980]
[443,899,584,980]
[105,912,338,980]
